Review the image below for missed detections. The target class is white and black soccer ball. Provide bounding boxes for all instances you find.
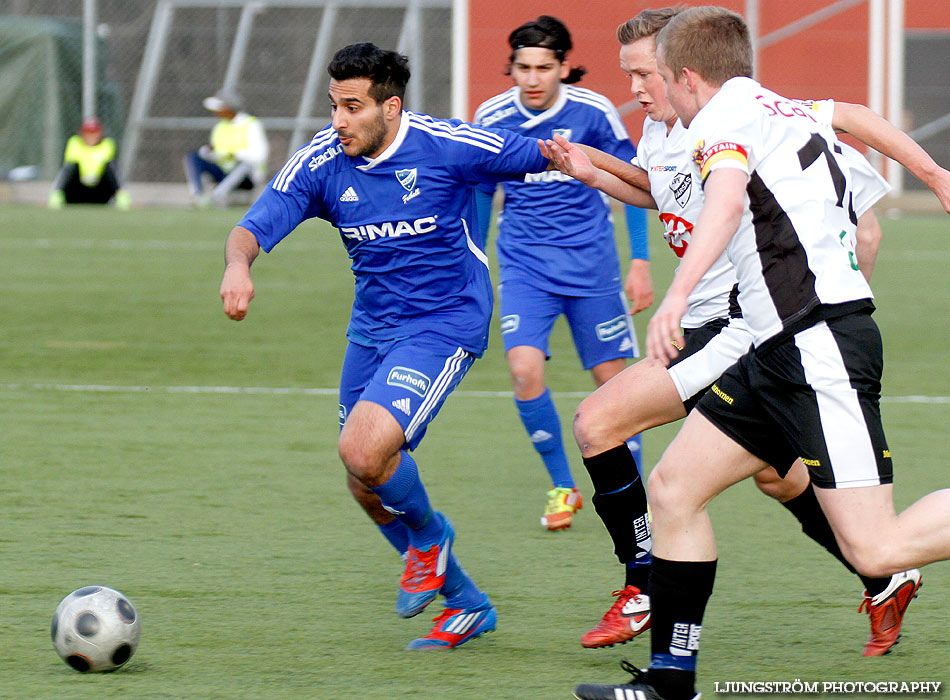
[51,586,141,672]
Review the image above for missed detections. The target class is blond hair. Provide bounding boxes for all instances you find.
[616,6,683,45]
[655,5,753,85]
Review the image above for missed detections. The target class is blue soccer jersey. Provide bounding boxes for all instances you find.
[239,111,549,355]
[474,85,639,296]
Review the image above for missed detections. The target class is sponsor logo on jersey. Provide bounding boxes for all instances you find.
[396,168,421,204]
[480,105,517,127]
[339,186,359,202]
[309,144,343,171]
[801,457,821,467]
[391,397,412,416]
[500,314,520,334]
[651,165,679,172]
[699,141,748,179]
[659,213,693,258]
[340,216,437,242]
[523,170,574,184]
[670,171,692,207]
[386,367,431,397]
[338,403,347,426]
[596,315,629,342]
[552,128,572,141]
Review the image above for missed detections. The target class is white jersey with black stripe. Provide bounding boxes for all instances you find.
[686,77,874,345]
[802,98,891,217]
[637,116,737,328]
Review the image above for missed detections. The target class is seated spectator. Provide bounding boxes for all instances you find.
[49,117,130,209]
[184,88,269,207]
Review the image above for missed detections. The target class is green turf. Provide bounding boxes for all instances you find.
[0,205,947,699]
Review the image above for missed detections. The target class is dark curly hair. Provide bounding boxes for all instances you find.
[506,15,587,84]
[327,43,411,103]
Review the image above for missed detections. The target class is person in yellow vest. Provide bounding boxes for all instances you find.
[184,88,269,207]
[49,117,130,209]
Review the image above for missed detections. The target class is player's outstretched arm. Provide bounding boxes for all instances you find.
[220,225,260,321]
[833,101,950,213]
[574,141,651,194]
[647,168,747,365]
[541,135,656,209]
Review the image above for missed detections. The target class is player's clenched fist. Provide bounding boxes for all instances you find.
[220,263,254,321]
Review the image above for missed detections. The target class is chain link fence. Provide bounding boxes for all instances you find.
[0,0,453,184]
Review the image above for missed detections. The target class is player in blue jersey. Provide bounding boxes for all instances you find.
[473,16,651,534]
[219,43,552,649]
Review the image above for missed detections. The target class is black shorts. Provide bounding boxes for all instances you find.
[696,310,892,488]
[668,317,751,413]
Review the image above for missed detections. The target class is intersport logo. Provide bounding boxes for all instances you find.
[340,216,437,242]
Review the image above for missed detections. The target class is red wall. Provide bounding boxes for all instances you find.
[469,0,950,143]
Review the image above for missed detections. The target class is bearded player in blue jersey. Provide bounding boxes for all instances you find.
[219,43,552,649]
[473,16,652,534]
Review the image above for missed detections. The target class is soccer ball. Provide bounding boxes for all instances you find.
[51,586,141,672]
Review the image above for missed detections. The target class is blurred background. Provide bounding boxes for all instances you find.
[0,0,947,203]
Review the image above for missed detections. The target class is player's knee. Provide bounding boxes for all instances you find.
[646,464,690,522]
[837,537,901,579]
[573,398,610,455]
[338,434,385,483]
[506,354,544,398]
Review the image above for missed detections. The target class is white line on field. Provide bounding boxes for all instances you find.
[12,238,224,251]
[2,383,949,403]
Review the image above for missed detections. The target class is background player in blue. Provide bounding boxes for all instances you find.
[473,16,651,532]
[219,43,551,649]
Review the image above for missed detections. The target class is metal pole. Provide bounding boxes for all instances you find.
[289,3,338,153]
[397,0,422,112]
[119,0,175,182]
[868,0,885,172]
[451,0,468,119]
[746,0,759,79]
[223,2,259,90]
[82,0,96,118]
[886,0,905,193]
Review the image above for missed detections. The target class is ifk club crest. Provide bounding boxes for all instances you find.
[396,168,417,191]
[396,168,421,203]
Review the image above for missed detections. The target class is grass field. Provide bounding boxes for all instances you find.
[1,204,948,699]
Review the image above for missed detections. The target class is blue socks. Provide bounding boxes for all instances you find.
[515,388,574,488]
[370,451,442,547]
[371,451,486,610]
[377,519,409,557]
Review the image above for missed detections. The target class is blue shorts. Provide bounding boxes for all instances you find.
[498,279,638,370]
[338,334,475,450]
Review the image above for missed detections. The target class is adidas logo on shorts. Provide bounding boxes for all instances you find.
[391,397,411,416]
[339,186,359,202]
